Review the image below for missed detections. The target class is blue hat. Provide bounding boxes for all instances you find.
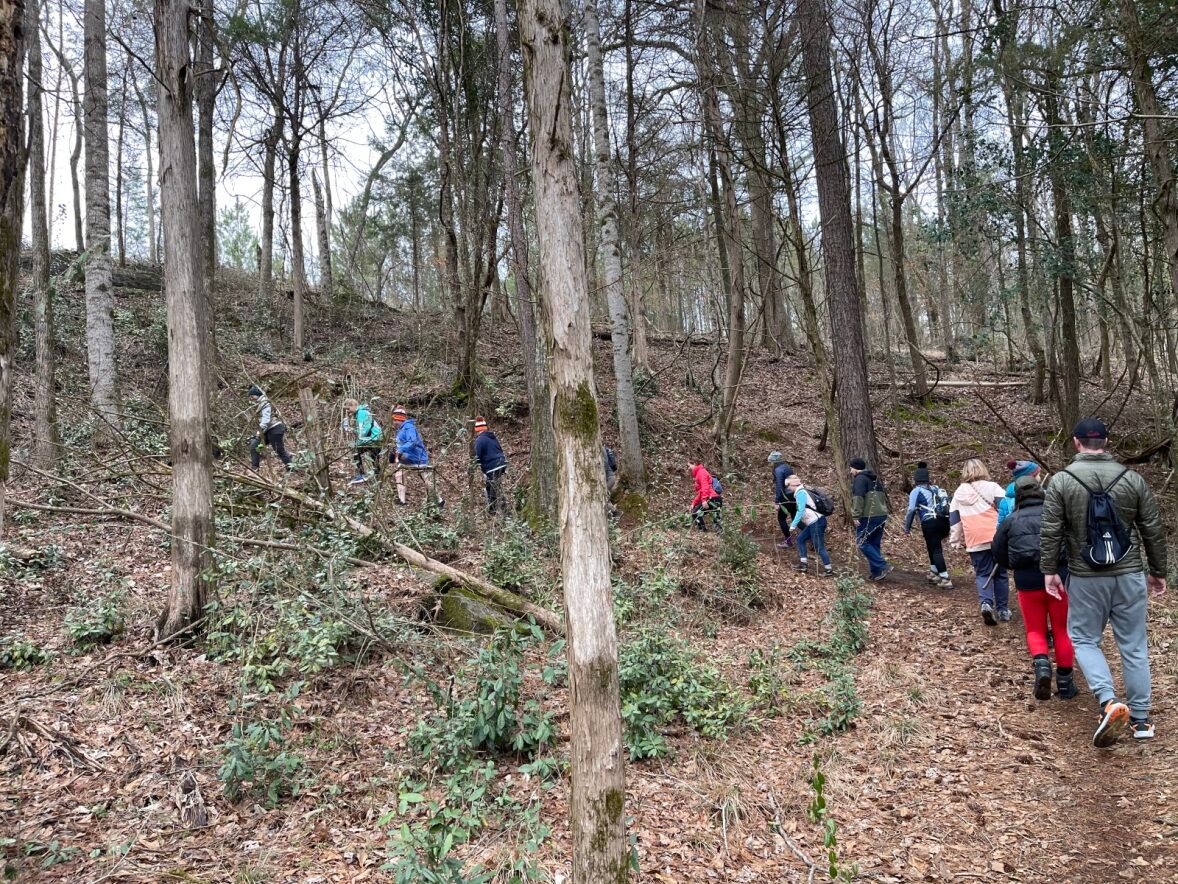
[1007,459,1040,479]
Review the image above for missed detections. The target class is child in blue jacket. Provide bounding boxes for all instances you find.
[390,406,443,507]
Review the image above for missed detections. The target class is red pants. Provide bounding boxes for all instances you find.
[1017,590,1074,667]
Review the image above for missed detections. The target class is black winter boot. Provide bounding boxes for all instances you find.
[1056,668,1077,699]
[1033,656,1052,701]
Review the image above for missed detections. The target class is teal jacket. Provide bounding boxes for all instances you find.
[354,405,382,446]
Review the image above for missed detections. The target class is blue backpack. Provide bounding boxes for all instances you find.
[711,476,723,496]
[1064,468,1132,569]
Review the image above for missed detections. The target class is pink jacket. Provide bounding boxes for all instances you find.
[949,480,1005,552]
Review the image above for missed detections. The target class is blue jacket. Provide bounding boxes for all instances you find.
[354,405,382,446]
[395,419,429,465]
[474,431,506,474]
[904,484,938,532]
[772,462,795,504]
[996,482,1016,527]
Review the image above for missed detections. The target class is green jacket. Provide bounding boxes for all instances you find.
[1040,452,1167,578]
[851,470,890,520]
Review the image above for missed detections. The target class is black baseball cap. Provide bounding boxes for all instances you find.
[1072,417,1108,440]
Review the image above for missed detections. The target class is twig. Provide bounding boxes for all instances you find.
[970,393,1056,472]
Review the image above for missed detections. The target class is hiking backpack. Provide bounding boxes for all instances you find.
[918,485,950,520]
[1064,467,1133,569]
[808,487,836,516]
[711,476,723,496]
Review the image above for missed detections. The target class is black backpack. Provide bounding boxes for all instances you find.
[1063,467,1133,569]
[807,487,836,516]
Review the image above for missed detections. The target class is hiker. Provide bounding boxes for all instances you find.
[993,475,1076,702]
[247,385,292,470]
[1040,417,1168,747]
[949,459,1009,624]
[903,462,952,588]
[390,406,443,507]
[850,458,892,581]
[768,452,796,549]
[473,417,508,514]
[343,398,382,484]
[785,475,833,577]
[997,460,1042,526]
[689,461,722,531]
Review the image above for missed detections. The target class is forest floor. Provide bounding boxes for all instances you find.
[2,268,1176,882]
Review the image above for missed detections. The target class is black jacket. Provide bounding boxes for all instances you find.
[474,431,507,474]
[773,462,795,505]
[992,499,1066,590]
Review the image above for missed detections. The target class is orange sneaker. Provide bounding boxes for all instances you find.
[1093,701,1130,748]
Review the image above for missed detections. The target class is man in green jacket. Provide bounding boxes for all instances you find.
[1040,417,1168,747]
[850,457,892,581]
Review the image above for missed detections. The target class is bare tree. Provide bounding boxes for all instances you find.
[154,0,215,640]
[0,0,27,538]
[493,0,555,518]
[83,0,121,438]
[29,0,59,469]
[520,0,627,875]
[797,0,878,467]
[584,0,645,489]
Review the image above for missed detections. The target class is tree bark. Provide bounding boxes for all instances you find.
[312,169,332,300]
[520,0,628,876]
[28,0,58,470]
[584,0,645,490]
[84,0,120,438]
[0,0,26,539]
[494,0,556,521]
[289,140,308,353]
[259,121,280,310]
[114,63,127,267]
[196,0,216,331]
[797,0,878,468]
[155,0,215,641]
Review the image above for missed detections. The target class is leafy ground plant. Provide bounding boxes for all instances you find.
[618,629,749,759]
[0,637,54,671]
[807,753,858,881]
[64,592,126,650]
[219,712,306,807]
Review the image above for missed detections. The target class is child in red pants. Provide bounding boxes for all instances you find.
[992,477,1076,700]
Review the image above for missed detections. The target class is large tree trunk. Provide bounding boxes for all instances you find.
[0,0,26,539]
[114,64,127,267]
[29,0,58,470]
[520,0,628,876]
[155,0,214,640]
[84,0,121,439]
[584,0,645,490]
[493,0,556,521]
[797,0,878,468]
[316,118,334,301]
[289,139,307,353]
[698,4,747,468]
[258,121,279,310]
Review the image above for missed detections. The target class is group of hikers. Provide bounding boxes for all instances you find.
[689,416,1167,749]
[248,388,1166,748]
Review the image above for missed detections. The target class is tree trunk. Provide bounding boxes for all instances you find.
[312,170,332,300]
[584,0,645,490]
[494,0,556,521]
[155,0,215,641]
[520,0,627,876]
[259,122,279,309]
[0,0,26,539]
[797,0,878,468]
[1043,77,1080,430]
[196,0,216,332]
[1117,0,1178,312]
[132,73,158,264]
[29,0,58,470]
[297,385,332,492]
[289,140,307,354]
[84,0,120,438]
[114,63,127,267]
[622,0,649,370]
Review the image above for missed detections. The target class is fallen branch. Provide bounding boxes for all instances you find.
[871,379,1026,390]
[226,471,564,634]
[971,392,1056,472]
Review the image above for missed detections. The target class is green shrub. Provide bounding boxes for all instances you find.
[0,637,54,671]
[64,592,126,650]
[409,626,557,771]
[219,713,306,807]
[747,644,787,713]
[618,630,748,760]
[482,523,544,593]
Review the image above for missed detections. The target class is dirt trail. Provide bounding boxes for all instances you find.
[826,565,1177,882]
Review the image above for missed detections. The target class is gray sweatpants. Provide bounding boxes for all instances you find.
[1067,572,1151,717]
